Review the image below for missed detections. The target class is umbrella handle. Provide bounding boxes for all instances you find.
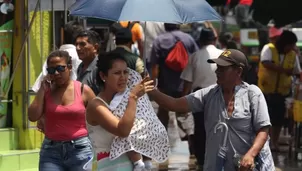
[214,122,229,147]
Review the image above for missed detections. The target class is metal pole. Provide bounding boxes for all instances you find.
[26,2,30,91]
[24,0,30,129]
[0,0,40,99]
[143,21,147,76]
[64,0,67,24]
[83,18,87,29]
[52,0,56,50]
[40,0,43,73]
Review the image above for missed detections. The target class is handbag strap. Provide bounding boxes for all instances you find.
[222,85,262,168]
[222,85,255,151]
[247,85,254,131]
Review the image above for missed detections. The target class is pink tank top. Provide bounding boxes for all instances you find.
[44,80,88,141]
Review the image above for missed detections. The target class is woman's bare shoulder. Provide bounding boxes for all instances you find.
[88,96,104,106]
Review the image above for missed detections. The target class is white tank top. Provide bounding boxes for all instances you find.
[86,97,115,154]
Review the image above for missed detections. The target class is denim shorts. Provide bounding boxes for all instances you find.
[39,136,93,171]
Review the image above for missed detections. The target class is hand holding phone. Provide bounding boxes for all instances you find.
[41,75,52,91]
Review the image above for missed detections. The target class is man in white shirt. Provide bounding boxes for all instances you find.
[140,22,165,75]
[181,28,223,93]
[180,28,223,168]
[260,46,301,74]
[259,30,301,151]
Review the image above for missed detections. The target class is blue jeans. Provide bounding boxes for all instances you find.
[39,136,93,171]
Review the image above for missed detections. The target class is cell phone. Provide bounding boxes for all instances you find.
[45,74,53,84]
[154,78,158,88]
[46,80,52,84]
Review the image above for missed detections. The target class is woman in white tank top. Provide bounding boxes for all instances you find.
[85,52,166,171]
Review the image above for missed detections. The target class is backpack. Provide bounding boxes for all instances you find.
[165,34,189,72]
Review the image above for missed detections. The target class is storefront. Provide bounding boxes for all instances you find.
[0,0,15,129]
[9,0,77,149]
[0,0,77,170]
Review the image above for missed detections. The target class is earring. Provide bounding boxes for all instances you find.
[103,80,106,82]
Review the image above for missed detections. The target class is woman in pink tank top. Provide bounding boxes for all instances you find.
[28,50,95,171]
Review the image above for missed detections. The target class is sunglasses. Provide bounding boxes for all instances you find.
[46,65,67,75]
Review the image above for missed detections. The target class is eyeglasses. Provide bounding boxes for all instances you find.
[46,65,66,75]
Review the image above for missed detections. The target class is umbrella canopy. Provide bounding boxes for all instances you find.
[69,0,221,24]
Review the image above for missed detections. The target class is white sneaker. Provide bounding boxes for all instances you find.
[133,164,145,171]
[144,160,153,171]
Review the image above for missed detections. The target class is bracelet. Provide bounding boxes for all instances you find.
[129,93,138,101]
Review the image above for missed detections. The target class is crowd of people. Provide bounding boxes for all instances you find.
[27,18,302,171]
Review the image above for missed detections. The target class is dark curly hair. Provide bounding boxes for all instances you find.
[46,50,72,65]
[63,21,84,44]
[96,51,127,84]
[276,30,298,53]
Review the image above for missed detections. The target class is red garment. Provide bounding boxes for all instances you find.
[97,152,110,161]
[227,0,253,6]
[44,80,88,141]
